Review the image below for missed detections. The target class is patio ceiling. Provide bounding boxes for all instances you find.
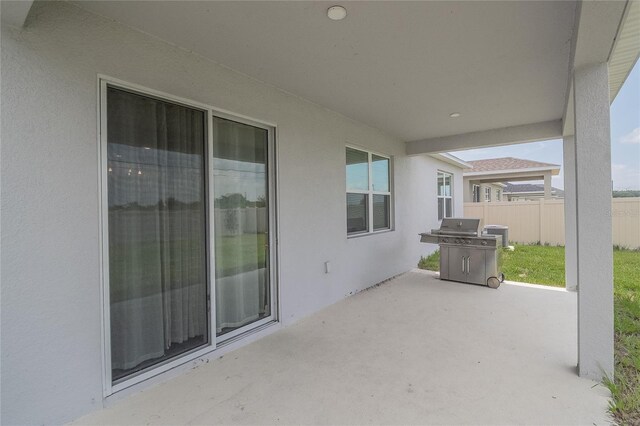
[74,1,578,142]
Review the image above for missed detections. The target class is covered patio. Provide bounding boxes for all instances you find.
[74,271,610,425]
[3,1,639,423]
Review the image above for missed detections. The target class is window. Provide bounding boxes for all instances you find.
[437,171,453,220]
[346,147,391,235]
[484,187,491,202]
[496,189,502,201]
[472,184,481,203]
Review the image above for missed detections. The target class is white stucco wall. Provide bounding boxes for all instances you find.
[0,3,463,424]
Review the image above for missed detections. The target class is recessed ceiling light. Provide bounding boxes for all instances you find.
[449,112,461,118]
[327,5,347,21]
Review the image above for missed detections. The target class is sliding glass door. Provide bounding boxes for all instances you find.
[212,116,273,337]
[103,81,276,387]
[106,87,209,382]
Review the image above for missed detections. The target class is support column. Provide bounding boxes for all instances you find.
[573,63,614,380]
[544,172,552,199]
[463,180,472,203]
[563,135,578,292]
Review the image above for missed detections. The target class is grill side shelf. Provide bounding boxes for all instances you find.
[419,233,439,244]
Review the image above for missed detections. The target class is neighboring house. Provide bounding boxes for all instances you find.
[469,182,507,203]
[1,1,636,424]
[503,183,565,201]
[463,157,561,202]
[431,153,470,220]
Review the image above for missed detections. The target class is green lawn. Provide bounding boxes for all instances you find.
[109,233,267,302]
[215,233,267,278]
[418,244,640,424]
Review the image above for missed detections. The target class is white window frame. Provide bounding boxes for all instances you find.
[437,171,454,220]
[472,184,481,203]
[346,145,393,237]
[484,187,492,202]
[496,188,502,201]
[98,76,280,396]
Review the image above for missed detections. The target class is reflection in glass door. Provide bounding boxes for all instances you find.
[106,87,209,382]
[212,116,272,337]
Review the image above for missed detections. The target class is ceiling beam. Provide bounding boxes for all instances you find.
[405,120,562,156]
[572,1,627,70]
[1,1,34,28]
[562,0,629,136]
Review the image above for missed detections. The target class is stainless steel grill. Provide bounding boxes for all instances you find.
[420,218,504,288]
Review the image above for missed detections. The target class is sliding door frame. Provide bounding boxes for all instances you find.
[98,75,279,396]
[211,111,278,344]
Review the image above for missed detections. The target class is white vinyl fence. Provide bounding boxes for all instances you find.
[464,198,640,249]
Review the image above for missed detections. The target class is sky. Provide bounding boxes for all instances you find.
[452,62,640,190]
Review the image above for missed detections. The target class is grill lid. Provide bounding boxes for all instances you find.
[436,218,481,236]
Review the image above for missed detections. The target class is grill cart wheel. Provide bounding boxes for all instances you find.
[499,273,505,283]
[487,277,501,289]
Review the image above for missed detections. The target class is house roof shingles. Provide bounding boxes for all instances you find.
[503,183,565,196]
[464,157,560,172]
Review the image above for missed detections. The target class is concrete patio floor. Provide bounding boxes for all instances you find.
[74,270,611,425]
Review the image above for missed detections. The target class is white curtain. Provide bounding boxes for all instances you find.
[107,88,207,374]
[215,268,267,333]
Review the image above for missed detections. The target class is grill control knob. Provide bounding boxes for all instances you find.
[481,240,487,246]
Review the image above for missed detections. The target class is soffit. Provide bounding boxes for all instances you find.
[609,0,640,101]
[75,1,576,141]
